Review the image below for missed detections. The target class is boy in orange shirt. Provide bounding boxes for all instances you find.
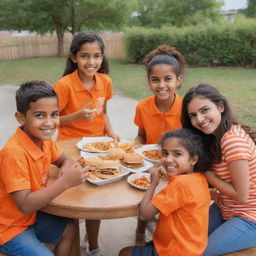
[119,129,211,256]
[0,81,88,256]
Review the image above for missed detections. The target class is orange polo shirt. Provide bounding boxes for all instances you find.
[0,127,60,245]
[54,70,113,140]
[152,173,211,256]
[134,94,182,144]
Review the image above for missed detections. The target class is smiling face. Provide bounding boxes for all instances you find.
[148,64,181,102]
[72,41,103,80]
[187,97,224,136]
[161,137,197,177]
[16,97,59,147]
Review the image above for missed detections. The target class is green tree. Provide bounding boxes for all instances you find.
[0,0,134,56]
[131,0,222,27]
[243,0,256,18]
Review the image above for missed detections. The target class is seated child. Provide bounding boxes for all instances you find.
[0,81,89,256]
[119,128,211,256]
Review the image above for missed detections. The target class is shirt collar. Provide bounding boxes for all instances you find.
[150,94,181,116]
[72,70,102,92]
[14,127,47,160]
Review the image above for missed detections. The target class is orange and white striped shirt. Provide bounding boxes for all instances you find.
[214,125,256,222]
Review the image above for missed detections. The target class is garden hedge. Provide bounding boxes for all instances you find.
[124,19,256,67]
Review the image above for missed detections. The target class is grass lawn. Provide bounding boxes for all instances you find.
[0,57,255,128]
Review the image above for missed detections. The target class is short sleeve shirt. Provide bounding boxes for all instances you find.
[151,173,210,256]
[214,125,256,222]
[134,94,182,144]
[0,127,60,245]
[54,70,113,140]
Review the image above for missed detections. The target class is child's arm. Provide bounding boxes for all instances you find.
[138,167,161,221]
[103,102,120,140]
[11,155,89,214]
[205,159,249,203]
[134,127,146,145]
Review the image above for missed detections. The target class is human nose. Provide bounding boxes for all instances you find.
[196,113,204,123]
[44,116,54,126]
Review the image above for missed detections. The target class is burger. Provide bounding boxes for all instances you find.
[107,148,126,160]
[78,157,102,180]
[95,160,121,179]
[122,153,144,169]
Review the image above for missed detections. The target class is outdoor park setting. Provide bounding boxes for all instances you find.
[0,0,256,256]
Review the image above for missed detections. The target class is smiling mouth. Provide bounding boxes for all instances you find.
[200,121,211,129]
[40,128,55,134]
[156,88,168,93]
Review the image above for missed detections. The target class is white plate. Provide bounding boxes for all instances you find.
[76,137,114,153]
[135,144,161,164]
[127,173,151,191]
[87,167,129,186]
[120,159,153,173]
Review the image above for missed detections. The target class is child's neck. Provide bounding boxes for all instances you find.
[78,70,95,90]
[155,94,175,113]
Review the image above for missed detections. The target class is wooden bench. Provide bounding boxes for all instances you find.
[222,247,256,255]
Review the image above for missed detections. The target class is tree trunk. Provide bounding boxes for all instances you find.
[56,28,64,57]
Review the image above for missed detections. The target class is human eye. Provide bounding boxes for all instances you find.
[188,113,196,120]
[34,112,44,119]
[94,53,102,59]
[80,54,89,59]
[165,76,172,82]
[173,151,182,157]
[52,111,59,118]
[150,77,159,83]
[201,107,209,114]
[161,150,168,157]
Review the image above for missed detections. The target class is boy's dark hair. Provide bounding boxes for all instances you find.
[63,31,109,76]
[16,80,57,115]
[181,83,256,163]
[159,128,210,173]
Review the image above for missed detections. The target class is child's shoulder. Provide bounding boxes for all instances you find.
[96,72,112,83]
[137,96,155,106]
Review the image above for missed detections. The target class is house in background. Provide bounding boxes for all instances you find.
[218,0,248,20]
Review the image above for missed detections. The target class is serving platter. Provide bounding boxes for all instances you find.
[120,159,153,173]
[135,144,161,164]
[127,173,151,191]
[87,167,129,186]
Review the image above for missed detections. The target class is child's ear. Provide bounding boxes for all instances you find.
[15,112,25,125]
[191,155,198,167]
[70,54,77,64]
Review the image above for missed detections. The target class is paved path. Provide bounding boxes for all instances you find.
[0,85,153,256]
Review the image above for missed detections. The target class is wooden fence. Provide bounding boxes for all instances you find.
[0,32,125,60]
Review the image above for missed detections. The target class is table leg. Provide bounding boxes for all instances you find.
[71,219,81,256]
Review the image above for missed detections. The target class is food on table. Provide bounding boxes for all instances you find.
[104,148,126,160]
[142,149,161,161]
[122,152,144,169]
[120,141,135,153]
[95,160,121,179]
[83,141,113,152]
[130,175,150,189]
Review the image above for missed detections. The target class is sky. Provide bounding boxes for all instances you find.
[220,0,248,10]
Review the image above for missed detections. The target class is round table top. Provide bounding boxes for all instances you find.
[42,138,166,219]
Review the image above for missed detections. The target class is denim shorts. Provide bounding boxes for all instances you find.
[132,241,158,256]
[0,211,69,256]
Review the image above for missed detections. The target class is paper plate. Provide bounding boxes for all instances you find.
[135,144,161,164]
[127,173,151,191]
[87,167,129,186]
[76,137,114,153]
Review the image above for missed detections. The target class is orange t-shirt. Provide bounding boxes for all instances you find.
[134,94,182,144]
[0,127,60,245]
[54,70,113,140]
[151,173,211,256]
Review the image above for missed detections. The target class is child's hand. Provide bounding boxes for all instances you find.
[108,133,120,144]
[80,107,97,121]
[60,162,89,189]
[158,165,168,179]
[149,166,161,185]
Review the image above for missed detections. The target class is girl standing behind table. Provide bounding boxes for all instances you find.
[54,31,119,256]
[182,83,256,255]
[133,44,186,243]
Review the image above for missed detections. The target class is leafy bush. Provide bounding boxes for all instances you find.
[124,19,256,67]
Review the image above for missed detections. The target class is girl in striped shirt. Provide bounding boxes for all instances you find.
[182,83,256,256]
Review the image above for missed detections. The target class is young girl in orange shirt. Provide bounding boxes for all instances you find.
[134,44,186,243]
[54,31,119,256]
[119,129,211,256]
